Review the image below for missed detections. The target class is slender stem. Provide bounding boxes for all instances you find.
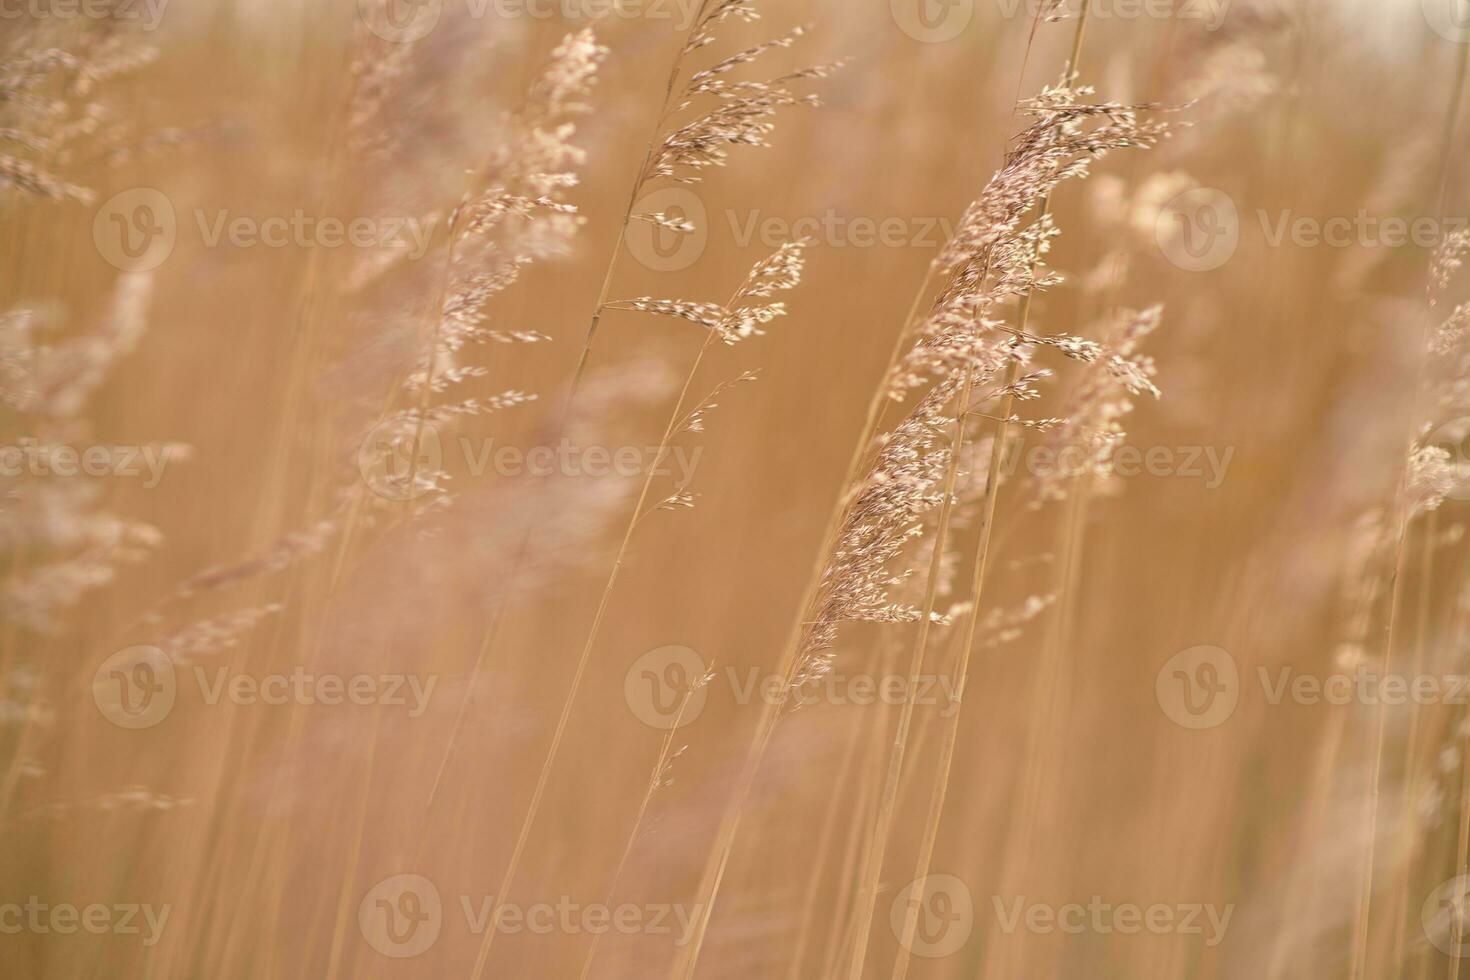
[894,374,1028,980]
[1391,511,1439,968]
[1453,707,1470,980]
[907,17,1093,980]
[563,2,710,416]
[784,687,873,978]
[1350,39,1470,979]
[670,12,1096,974]
[1351,512,1416,980]
[669,266,941,980]
[578,686,700,980]
[415,6,713,824]
[843,368,976,980]
[469,307,725,980]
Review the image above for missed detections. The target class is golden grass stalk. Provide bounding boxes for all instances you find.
[842,366,976,980]
[577,676,706,980]
[1349,41,1470,977]
[469,243,805,978]
[1390,510,1441,969]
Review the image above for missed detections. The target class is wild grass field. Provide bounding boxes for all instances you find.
[4,0,1470,977]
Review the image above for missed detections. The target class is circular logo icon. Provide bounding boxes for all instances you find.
[1423,875,1470,957]
[359,0,443,42]
[357,416,443,502]
[624,645,709,730]
[1156,645,1239,730]
[890,0,974,43]
[93,188,176,272]
[359,873,442,958]
[1427,415,1470,502]
[1154,188,1239,272]
[625,188,708,273]
[890,874,974,958]
[93,645,176,730]
[1425,0,1470,43]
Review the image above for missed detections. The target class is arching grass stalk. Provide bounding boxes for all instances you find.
[1349,36,1470,979]
[563,0,712,414]
[842,366,977,980]
[577,679,706,980]
[894,16,1093,980]
[468,243,806,979]
[1390,511,1441,969]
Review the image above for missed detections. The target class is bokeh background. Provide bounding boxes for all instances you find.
[5,0,1470,977]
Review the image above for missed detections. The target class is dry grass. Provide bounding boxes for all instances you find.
[4,1,1470,978]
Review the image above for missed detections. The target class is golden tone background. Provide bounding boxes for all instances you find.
[4,0,1470,977]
